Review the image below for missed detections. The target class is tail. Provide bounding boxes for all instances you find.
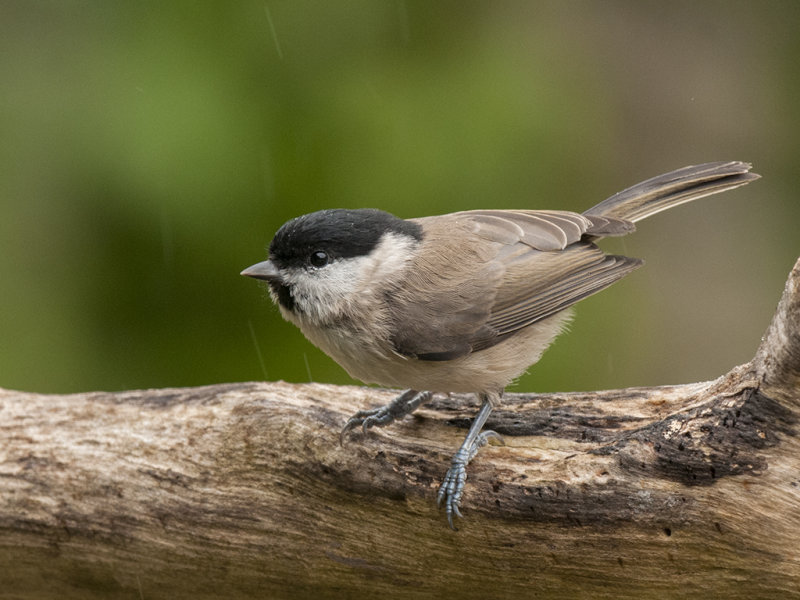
[583,161,759,224]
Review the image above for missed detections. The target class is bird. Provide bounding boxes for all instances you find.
[241,161,759,529]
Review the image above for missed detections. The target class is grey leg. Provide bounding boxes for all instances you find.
[340,389,432,444]
[437,393,503,530]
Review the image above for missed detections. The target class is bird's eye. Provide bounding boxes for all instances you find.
[309,250,330,268]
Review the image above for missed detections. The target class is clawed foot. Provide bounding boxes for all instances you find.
[340,390,432,445]
[342,389,502,530]
[437,430,503,530]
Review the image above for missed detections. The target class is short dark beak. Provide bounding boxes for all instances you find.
[240,260,282,283]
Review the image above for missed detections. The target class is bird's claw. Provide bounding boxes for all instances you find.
[340,406,395,444]
[437,430,502,529]
[340,390,431,445]
[437,454,468,530]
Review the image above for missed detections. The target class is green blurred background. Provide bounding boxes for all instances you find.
[1,1,797,394]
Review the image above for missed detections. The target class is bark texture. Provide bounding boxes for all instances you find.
[1,258,799,599]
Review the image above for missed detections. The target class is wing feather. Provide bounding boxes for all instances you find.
[385,210,641,360]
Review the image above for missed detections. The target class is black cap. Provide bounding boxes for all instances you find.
[268,208,422,269]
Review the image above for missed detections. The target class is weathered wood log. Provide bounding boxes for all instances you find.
[1,257,799,599]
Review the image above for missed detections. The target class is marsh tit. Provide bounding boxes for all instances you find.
[242,161,759,529]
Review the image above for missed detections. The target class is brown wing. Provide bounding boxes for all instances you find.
[480,244,641,349]
[385,210,640,361]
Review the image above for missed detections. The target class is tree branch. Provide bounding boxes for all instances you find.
[2,258,799,599]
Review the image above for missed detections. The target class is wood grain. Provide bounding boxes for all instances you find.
[1,257,799,599]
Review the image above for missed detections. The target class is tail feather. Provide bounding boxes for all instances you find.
[583,161,759,224]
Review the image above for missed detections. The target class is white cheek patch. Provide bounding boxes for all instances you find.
[282,232,417,323]
[356,232,417,292]
[285,260,362,320]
